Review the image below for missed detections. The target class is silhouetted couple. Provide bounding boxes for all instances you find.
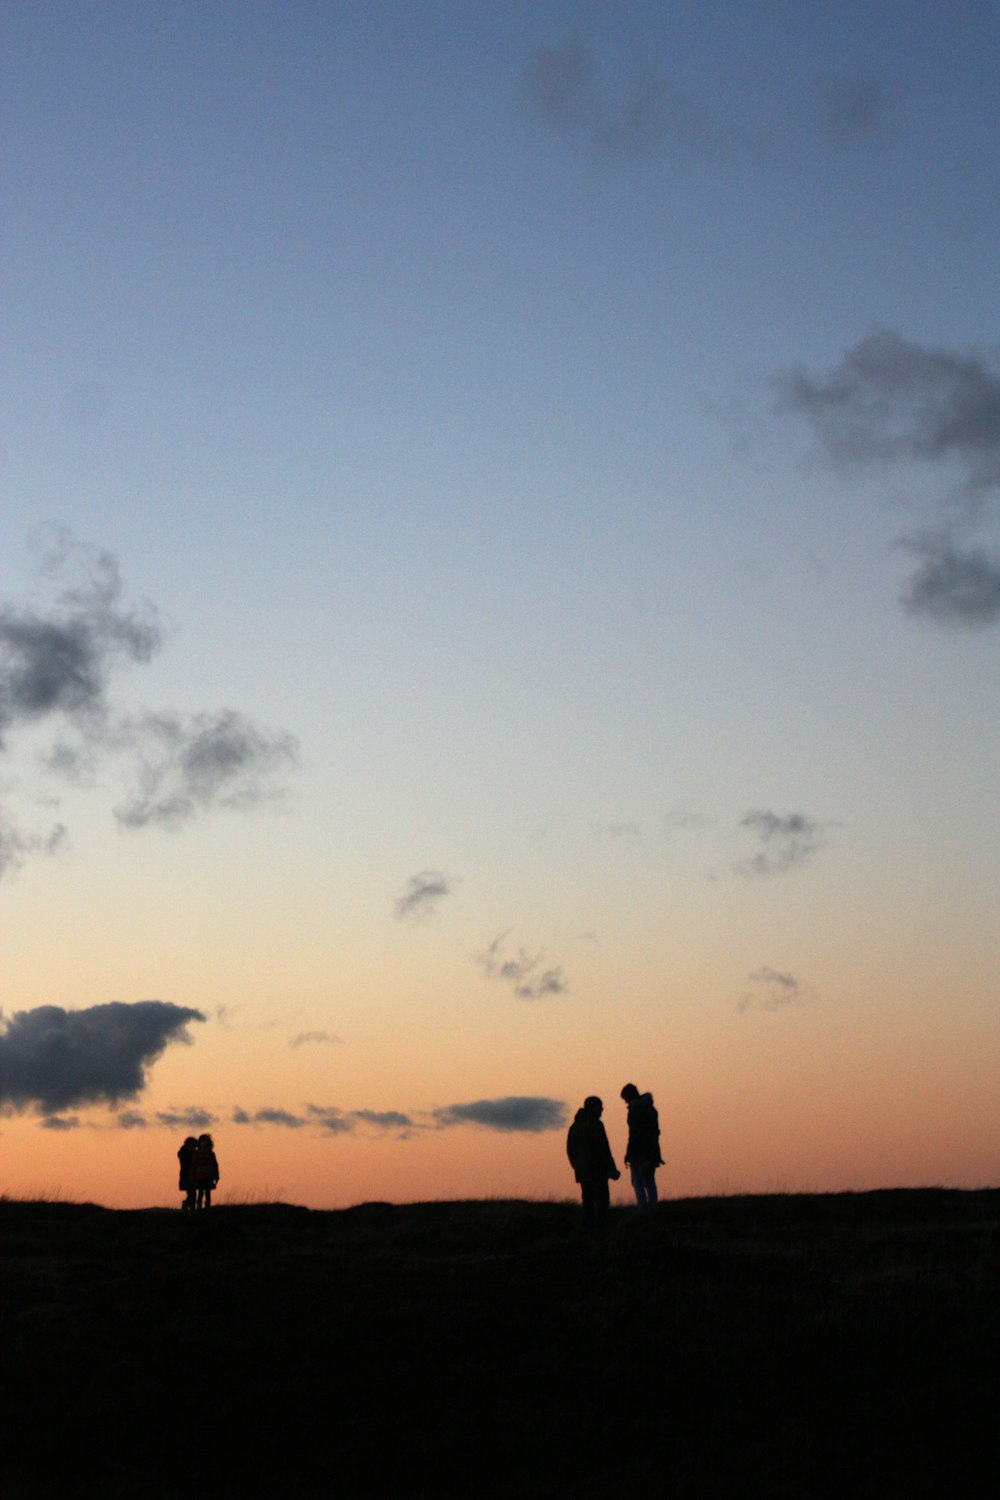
[566,1083,663,1225]
[178,1134,220,1210]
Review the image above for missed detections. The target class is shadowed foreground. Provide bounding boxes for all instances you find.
[2,1190,998,1497]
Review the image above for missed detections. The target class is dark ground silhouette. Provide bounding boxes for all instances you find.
[1,1189,998,1498]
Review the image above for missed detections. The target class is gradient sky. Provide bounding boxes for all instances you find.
[3,1,998,1208]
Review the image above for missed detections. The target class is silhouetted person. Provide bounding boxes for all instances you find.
[190,1133,219,1209]
[177,1135,197,1212]
[620,1083,663,1211]
[566,1096,620,1227]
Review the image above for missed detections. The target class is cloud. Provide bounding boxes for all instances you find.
[116,1111,149,1130]
[736,811,826,878]
[525,39,714,158]
[0,534,161,746]
[40,1114,81,1131]
[815,77,890,147]
[394,870,451,921]
[350,1109,415,1135]
[737,967,804,1013]
[114,709,299,829]
[775,332,1000,625]
[0,811,67,881]
[433,1096,568,1134]
[306,1105,355,1135]
[900,534,1000,627]
[476,932,568,1000]
[0,533,300,869]
[289,1030,342,1049]
[155,1107,216,1130]
[0,1001,205,1115]
[776,331,1000,492]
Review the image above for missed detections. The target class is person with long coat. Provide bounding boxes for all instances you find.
[566,1096,620,1227]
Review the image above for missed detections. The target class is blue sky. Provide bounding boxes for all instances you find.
[2,1,998,1205]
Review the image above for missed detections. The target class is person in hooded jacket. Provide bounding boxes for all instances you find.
[190,1133,220,1209]
[177,1136,197,1212]
[620,1083,663,1211]
[566,1096,620,1227]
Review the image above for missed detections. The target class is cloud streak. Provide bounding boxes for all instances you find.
[433,1096,568,1134]
[0,1001,205,1115]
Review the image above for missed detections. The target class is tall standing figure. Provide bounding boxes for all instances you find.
[620,1083,663,1212]
[566,1096,621,1227]
[177,1136,197,1212]
[191,1133,220,1210]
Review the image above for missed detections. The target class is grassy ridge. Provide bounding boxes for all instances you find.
[2,1189,998,1497]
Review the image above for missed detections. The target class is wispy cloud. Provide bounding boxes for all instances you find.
[114,709,298,830]
[394,870,452,921]
[39,1114,81,1131]
[525,39,715,159]
[433,1096,568,1134]
[0,811,67,881]
[737,967,805,1013]
[289,1030,342,1049]
[776,331,1000,626]
[476,931,568,1000]
[0,1001,205,1115]
[814,76,891,147]
[736,811,826,878]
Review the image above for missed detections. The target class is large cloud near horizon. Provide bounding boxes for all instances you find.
[776,330,1000,626]
[0,1001,205,1115]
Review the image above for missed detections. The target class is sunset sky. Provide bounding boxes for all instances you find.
[3,0,998,1208]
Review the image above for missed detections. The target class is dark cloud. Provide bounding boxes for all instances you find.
[289,1030,342,1049]
[815,77,890,147]
[776,331,1000,627]
[116,1111,149,1130]
[394,870,451,921]
[476,932,568,1000]
[525,39,713,158]
[39,1114,81,1131]
[115,709,299,830]
[232,1104,356,1135]
[777,331,1000,490]
[0,534,300,867]
[0,536,161,745]
[737,967,804,1013]
[900,534,1000,627]
[737,811,826,878]
[434,1096,568,1134]
[0,1001,205,1115]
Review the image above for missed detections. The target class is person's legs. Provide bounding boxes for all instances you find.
[630,1163,649,1210]
[644,1169,658,1210]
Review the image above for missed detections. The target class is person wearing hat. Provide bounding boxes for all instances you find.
[566,1096,621,1227]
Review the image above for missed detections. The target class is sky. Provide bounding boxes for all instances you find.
[2,0,998,1208]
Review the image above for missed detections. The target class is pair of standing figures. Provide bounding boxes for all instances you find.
[566,1083,662,1226]
[178,1134,220,1210]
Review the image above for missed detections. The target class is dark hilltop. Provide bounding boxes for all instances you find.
[2,1188,998,1498]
